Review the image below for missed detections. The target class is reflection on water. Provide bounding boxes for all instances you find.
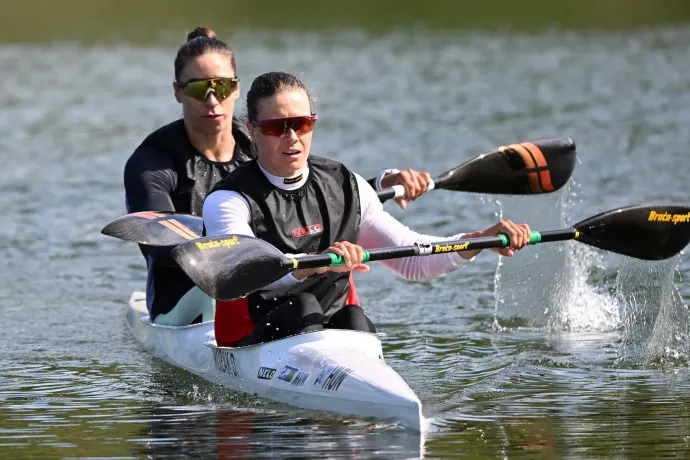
[4,353,690,459]
[1,6,690,459]
[133,409,426,459]
[0,358,426,459]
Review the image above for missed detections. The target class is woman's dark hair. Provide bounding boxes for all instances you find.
[174,26,236,82]
[246,71,314,122]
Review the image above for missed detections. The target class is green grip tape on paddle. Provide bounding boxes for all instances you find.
[327,250,371,266]
[497,231,542,247]
[529,231,542,244]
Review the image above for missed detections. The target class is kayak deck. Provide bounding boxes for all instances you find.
[126,291,424,431]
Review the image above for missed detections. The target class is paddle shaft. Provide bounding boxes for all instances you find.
[285,229,578,269]
[376,181,436,202]
[171,203,690,301]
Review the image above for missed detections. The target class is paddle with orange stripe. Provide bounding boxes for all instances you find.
[376,137,576,202]
[103,137,576,246]
[101,211,203,246]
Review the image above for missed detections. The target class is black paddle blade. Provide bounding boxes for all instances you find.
[101,211,202,246]
[574,204,690,260]
[172,234,293,300]
[433,137,576,194]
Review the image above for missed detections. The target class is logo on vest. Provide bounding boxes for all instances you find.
[291,224,323,238]
[283,174,303,184]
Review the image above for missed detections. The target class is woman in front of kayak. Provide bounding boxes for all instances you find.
[203,71,532,346]
[123,27,433,326]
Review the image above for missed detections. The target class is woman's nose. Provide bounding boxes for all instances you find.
[205,92,220,107]
[284,127,299,142]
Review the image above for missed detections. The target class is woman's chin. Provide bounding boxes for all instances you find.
[191,117,228,135]
[282,156,307,172]
[260,154,308,177]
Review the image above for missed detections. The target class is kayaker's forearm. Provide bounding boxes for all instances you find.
[124,147,183,266]
[352,173,472,280]
[124,147,179,214]
[292,268,317,280]
[454,229,495,259]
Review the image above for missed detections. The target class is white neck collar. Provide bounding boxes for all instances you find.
[257,162,309,190]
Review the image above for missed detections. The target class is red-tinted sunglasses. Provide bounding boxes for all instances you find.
[251,115,318,137]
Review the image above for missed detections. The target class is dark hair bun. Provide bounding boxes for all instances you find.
[186,26,217,42]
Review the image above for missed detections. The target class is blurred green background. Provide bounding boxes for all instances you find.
[2,0,690,43]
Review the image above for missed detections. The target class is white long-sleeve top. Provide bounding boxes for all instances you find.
[203,163,473,292]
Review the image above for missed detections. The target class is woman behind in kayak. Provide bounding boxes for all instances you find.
[203,71,533,346]
[124,27,435,326]
[124,26,252,326]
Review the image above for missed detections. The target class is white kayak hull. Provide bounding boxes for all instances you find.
[127,291,424,430]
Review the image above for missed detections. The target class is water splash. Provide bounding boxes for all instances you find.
[489,183,690,364]
[615,255,690,366]
[492,186,620,332]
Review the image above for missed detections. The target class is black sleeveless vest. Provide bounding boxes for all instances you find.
[134,118,254,319]
[138,118,255,215]
[211,156,361,321]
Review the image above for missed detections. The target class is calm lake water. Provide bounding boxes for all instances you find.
[2,3,690,458]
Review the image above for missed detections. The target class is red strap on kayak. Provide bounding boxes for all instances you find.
[215,297,255,347]
[345,273,360,306]
[215,274,361,346]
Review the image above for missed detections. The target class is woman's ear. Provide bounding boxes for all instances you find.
[173,82,183,103]
[245,122,255,139]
